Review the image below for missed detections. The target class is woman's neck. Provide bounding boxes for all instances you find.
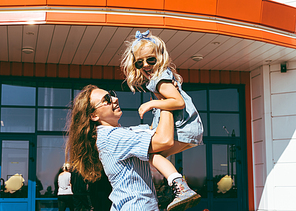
[100,121,120,127]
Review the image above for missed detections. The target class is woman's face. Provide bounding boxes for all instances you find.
[90,89,122,127]
[134,43,157,80]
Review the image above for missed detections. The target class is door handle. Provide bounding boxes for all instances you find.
[0,178,4,192]
[30,157,35,162]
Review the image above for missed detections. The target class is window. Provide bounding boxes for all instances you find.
[1,83,36,133]
[1,108,35,133]
[209,89,239,112]
[37,109,68,131]
[1,140,29,198]
[209,88,240,137]
[38,87,71,132]
[2,84,36,106]
[117,91,153,126]
[36,136,66,198]
[38,87,71,107]
[182,86,243,201]
[212,144,237,198]
[182,144,207,197]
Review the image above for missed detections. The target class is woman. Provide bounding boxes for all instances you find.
[65,85,196,211]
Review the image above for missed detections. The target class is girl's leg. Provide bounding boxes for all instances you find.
[149,152,201,211]
[160,140,194,158]
[149,154,181,180]
[149,141,196,183]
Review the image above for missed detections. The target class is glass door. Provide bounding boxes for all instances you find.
[0,136,35,211]
[180,85,248,211]
[182,141,244,211]
[209,142,242,211]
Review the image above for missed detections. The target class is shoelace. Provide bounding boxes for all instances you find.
[172,181,181,197]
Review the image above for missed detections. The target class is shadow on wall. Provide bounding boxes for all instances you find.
[258,129,296,210]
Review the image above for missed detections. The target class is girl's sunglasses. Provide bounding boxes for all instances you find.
[134,57,157,69]
[94,90,117,108]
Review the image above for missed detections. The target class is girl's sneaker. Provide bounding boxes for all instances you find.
[167,177,201,211]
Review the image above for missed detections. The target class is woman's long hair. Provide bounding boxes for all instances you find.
[121,31,182,93]
[65,84,102,182]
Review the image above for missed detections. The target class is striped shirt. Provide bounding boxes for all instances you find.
[96,125,159,211]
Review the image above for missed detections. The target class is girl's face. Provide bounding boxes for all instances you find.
[134,43,157,80]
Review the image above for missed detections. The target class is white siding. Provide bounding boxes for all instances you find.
[251,66,268,210]
[251,63,296,211]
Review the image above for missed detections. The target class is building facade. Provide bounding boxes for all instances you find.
[0,0,295,211]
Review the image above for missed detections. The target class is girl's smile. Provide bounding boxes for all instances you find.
[141,66,153,78]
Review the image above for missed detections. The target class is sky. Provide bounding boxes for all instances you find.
[273,0,296,7]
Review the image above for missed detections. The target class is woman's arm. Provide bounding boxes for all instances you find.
[138,81,185,119]
[148,110,174,153]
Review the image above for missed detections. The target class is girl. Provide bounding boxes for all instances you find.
[121,30,204,210]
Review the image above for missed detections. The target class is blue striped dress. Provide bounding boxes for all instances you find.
[96,125,159,211]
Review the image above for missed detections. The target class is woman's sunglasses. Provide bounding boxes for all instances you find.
[134,57,157,69]
[94,90,117,108]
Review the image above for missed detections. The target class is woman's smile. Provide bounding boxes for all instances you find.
[113,104,121,111]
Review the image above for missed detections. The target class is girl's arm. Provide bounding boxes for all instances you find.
[138,80,185,119]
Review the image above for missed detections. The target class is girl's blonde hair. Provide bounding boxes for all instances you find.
[65,84,102,182]
[121,30,182,93]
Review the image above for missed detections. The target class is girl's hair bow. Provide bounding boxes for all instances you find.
[131,30,157,50]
